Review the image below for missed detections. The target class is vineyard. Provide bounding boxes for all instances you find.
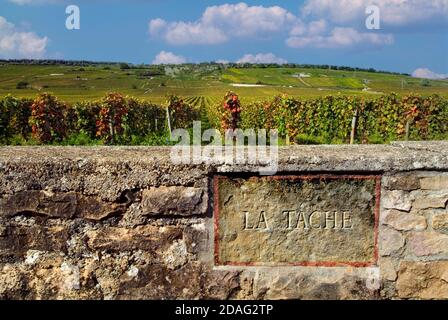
[2,63,448,105]
[0,92,447,146]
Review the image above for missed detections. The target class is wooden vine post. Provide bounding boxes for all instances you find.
[166,103,172,139]
[109,107,116,145]
[405,119,411,141]
[350,99,359,145]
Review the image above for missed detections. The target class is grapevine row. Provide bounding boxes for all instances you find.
[1,92,447,145]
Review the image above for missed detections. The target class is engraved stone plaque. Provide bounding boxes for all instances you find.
[214,175,380,266]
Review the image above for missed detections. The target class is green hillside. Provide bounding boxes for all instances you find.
[1,63,447,104]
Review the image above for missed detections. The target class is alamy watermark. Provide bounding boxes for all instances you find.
[365,5,381,30]
[365,267,381,290]
[66,5,80,30]
[170,122,279,175]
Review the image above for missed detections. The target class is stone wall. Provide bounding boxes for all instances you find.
[381,171,448,299]
[0,142,447,300]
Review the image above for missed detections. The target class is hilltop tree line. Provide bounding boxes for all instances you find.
[0,59,410,76]
[0,59,127,67]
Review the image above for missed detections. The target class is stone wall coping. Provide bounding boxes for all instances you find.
[0,142,447,173]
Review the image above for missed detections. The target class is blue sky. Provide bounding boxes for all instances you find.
[0,0,447,77]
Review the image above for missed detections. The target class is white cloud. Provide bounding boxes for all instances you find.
[215,59,229,64]
[149,2,298,45]
[149,2,396,49]
[302,0,448,27]
[0,16,48,58]
[237,53,287,64]
[289,22,307,37]
[148,18,167,37]
[201,3,297,36]
[152,51,186,65]
[287,27,394,48]
[308,19,327,35]
[289,19,327,36]
[164,22,227,45]
[412,68,448,80]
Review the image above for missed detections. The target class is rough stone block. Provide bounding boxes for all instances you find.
[413,194,448,210]
[115,264,241,300]
[383,174,420,191]
[420,176,448,190]
[379,258,398,281]
[252,269,378,300]
[381,190,412,212]
[381,210,427,231]
[432,213,448,234]
[0,191,125,221]
[407,231,448,257]
[141,187,207,216]
[0,224,70,259]
[86,226,183,253]
[0,265,25,299]
[379,227,405,256]
[397,261,448,299]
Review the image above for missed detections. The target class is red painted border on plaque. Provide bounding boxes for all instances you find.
[214,174,381,268]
